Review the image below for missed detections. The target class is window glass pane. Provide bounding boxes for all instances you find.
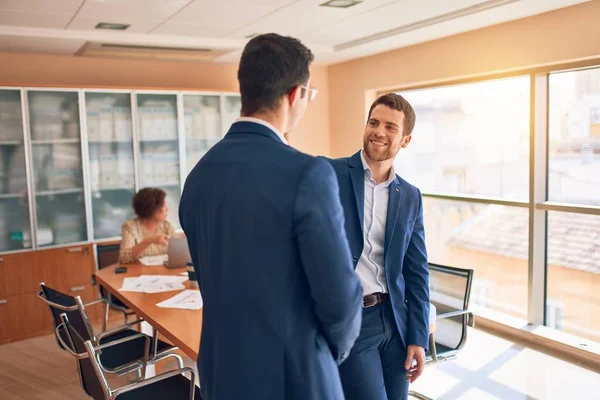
[222,95,241,135]
[28,90,87,246]
[0,89,32,251]
[136,94,180,228]
[424,198,529,320]
[183,94,221,175]
[396,76,530,199]
[85,92,135,239]
[546,211,600,342]
[549,68,600,206]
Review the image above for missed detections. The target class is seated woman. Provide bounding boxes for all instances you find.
[118,187,175,264]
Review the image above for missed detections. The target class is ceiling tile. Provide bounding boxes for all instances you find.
[0,35,85,55]
[68,16,162,33]
[167,0,283,29]
[76,0,192,22]
[311,0,489,46]
[152,23,232,38]
[0,9,72,29]
[224,0,400,41]
[0,0,82,14]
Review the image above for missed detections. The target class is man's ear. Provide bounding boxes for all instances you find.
[401,134,412,148]
[287,86,301,107]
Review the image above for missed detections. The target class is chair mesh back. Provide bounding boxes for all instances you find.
[64,320,107,400]
[41,284,94,349]
[429,264,473,351]
[97,244,120,270]
[96,244,121,302]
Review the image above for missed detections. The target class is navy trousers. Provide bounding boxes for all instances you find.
[339,301,409,400]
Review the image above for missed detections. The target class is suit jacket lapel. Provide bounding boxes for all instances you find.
[348,151,364,235]
[385,179,402,253]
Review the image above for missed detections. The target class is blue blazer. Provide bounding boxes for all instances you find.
[179,122,363,400]
[325,151,430,350]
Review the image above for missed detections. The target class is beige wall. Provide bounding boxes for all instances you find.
[0,52,329,156]
[328,0,600,157]
[288,66,330,156]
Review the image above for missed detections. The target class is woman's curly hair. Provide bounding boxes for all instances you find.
[132,188,166,219]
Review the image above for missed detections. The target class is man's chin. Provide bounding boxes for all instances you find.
[365,149,389,162]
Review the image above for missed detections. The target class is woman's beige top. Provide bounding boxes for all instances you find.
[118,218,175,264]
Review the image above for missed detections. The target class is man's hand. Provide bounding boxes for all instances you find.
[404,344,426,383]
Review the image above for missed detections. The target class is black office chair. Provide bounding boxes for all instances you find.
[56,314,201,400]
[95,243,136,326]
[38,282,182,377]
[409,264,475,400]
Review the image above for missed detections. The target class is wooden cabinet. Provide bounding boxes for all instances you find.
[35,245,96,290]
[0,244,101,344]
[0,251,40,298]
[0,291,52,344]
[0,245,95,297]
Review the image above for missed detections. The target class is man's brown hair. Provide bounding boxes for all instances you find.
[367,93,416,136]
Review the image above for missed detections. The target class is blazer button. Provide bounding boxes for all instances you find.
[352,256,359,263]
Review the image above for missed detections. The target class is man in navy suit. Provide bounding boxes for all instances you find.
[325,93,430,400]
[179,33,363,400]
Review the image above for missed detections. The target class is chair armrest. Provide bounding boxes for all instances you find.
[97,318,145,341]
[83,298,108,308]
[94,332,150,378]
[437,310,475,328]
[55,323,85,358]
[38,291,79,312]
[83,298,109,332]
[111,367,196,399]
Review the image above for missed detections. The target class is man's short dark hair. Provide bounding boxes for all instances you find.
[238,33,314,116]
[367,93,416,136]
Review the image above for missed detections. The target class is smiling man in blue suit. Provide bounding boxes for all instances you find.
[325,93,430,400]
[179,33,363,400]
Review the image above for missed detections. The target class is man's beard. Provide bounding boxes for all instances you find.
[363,137,398,162]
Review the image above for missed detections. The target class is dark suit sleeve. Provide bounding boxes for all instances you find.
[179,191,202,290]
[402,189,430,350]
[293,157,363,364]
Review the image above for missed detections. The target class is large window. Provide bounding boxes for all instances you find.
[393,67,600,344]
[422,198,529,319]
[546,212,600,341]
[395,76,531,321]
[396,76,530,199]
[547,67,600,342]
[549,69,600,206]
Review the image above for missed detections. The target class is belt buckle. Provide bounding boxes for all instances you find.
[362,294,378,308]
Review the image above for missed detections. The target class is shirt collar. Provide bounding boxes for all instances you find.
[236,117,288,145]
[360,150,396,187]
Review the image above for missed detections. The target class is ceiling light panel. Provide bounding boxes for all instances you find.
[320,0,363,8]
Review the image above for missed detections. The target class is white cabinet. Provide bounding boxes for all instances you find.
[0,87,241,252]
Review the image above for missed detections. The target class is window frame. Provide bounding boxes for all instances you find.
[380,58,600,332]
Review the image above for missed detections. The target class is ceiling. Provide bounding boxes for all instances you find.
[0,0,590,65]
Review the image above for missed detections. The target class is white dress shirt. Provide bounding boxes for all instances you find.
[236,117,288,145]
[356,151,396,295]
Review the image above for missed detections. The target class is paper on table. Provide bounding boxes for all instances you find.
[119,275,187,293]
[139,255,168,266]
[156,290,203,310]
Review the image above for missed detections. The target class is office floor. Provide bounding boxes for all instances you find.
[0,327,598,399]
[408,328,600,400]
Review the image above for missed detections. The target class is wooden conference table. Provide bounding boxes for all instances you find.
[95,263,202,361]
[95,263,437,363]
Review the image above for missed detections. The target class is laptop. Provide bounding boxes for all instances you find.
[163,236,192,269]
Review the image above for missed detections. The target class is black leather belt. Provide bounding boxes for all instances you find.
[362,292,389,308]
